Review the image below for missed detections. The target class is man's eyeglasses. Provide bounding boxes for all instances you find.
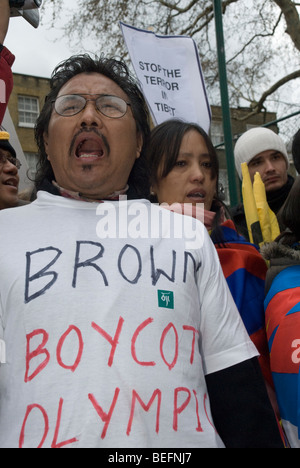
[0,153,21,169]
[52,94,131,119]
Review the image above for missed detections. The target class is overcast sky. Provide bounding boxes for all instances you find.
[5,4,78,78]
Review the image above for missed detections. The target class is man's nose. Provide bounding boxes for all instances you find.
[264,159,276,172]
[79,100,103,127]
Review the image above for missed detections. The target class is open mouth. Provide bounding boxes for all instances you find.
[75,139,104,160]
[3,178,18,189]
[73,132,107,161]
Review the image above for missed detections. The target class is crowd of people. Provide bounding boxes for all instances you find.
[0,0,300,449]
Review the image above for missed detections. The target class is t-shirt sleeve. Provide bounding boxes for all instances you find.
[196,230,258,375]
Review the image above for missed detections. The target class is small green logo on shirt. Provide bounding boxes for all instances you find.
[158,290,174,309]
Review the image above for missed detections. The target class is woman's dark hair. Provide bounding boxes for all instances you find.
[33,54,151,199]
[276,176,300,245]
[146,119,230,237]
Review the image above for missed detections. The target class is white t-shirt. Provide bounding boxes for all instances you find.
[0,192,257,448]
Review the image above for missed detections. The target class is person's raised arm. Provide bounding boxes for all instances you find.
[0,0,10,45]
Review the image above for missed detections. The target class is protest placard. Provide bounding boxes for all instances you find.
[121,22,211,133]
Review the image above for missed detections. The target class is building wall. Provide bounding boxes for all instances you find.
[8,73,50,154]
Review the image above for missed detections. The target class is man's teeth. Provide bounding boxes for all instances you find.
[78,154,98,158]
[188,193,204,198]
[76,139,104,158]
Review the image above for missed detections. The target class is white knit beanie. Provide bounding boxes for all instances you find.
[234,127,289,179]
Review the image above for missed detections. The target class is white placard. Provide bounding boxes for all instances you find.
[121,22,211,133]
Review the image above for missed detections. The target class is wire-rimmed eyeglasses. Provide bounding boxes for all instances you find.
[52,94,131,119]
[0,153,21,169]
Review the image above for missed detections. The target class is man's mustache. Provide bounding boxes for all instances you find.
[69,127,110,157]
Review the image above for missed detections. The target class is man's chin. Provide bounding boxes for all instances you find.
[265,181,284,193]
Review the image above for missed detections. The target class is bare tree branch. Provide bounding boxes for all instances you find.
[238,69,300,120]
[227,12,283,64]
[42,0,300,127]
[273,0,300,50]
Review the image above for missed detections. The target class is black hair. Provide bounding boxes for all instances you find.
[33,54,151,199]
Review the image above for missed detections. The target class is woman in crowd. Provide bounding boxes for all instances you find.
[262,176,300,447]
[146,119,276,408]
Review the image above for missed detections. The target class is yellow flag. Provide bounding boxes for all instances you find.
[253,172,280,242]
[241,162,263,246]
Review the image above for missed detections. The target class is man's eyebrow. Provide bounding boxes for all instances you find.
[249,156,262,163]
[249,151,282,163]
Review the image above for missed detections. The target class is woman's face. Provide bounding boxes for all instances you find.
[152,129,217,211]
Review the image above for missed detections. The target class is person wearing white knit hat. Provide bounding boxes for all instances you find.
[234,127,289,189]
[232,127,294,240]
